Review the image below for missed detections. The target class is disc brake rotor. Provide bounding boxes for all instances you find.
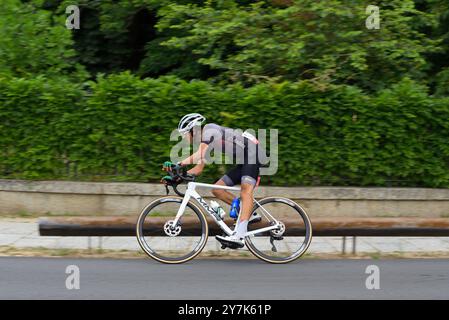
[164,220,181,237]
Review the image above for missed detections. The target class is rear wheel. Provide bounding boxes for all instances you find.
[136,196,208,264]
[245,197,312,264]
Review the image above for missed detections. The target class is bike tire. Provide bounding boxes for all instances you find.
[245,197,313,264]
[136,196,209,264]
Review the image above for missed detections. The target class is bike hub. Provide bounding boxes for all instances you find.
[164,220,181,237]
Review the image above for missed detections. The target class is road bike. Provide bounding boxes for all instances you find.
[136,164,312,264]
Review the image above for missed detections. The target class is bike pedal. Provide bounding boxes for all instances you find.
[225,241,244,250]
[216,236,244,250]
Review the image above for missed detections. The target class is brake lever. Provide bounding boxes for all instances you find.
[184,174,196,182]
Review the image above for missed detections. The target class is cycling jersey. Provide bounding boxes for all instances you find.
[201,123,260,164]
[200,123,262,186]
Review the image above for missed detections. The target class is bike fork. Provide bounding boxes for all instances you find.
[172,190,192,227]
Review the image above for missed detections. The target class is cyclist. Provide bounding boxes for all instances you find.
[173,113,262,248]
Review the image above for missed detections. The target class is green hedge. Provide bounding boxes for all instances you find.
[0,76,84,178]
[1,73,448,187]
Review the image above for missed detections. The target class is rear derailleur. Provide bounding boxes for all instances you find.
[269,221,285,252]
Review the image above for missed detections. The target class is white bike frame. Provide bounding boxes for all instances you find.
[172,182,280,237]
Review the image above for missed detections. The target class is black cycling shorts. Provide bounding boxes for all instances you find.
[219,164,260,187]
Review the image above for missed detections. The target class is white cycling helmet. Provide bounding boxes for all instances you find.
[177,113,206,134]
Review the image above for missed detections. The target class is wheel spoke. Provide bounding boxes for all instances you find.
[136,197,208,264]
[246,197,312,263]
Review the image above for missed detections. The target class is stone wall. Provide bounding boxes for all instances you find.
[1,179,449,217]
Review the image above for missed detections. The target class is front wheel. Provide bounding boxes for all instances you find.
[136,196,208,264]
[245,197,313,264]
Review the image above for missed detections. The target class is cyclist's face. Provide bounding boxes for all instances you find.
[183,126,202,143]
[183,131,193,143]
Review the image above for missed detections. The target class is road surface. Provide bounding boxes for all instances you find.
[1,257,448,299]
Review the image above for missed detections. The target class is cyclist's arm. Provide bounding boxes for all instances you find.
[187,163,205,176]
[179,142,209,166]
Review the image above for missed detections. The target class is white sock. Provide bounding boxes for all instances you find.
[234,220,248,239]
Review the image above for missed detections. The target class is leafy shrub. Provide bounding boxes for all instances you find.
[1,73,448,187]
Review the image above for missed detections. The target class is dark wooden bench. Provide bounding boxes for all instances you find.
[39,216,449,254]
[39,216,449,237]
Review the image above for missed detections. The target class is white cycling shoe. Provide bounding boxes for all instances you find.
[215,234,245,249]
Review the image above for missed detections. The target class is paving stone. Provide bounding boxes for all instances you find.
[3,220,449,254]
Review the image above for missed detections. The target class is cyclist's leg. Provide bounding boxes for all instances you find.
[212,165,242,205]
[212,180,234,205]
[227,164,258,239]
[238,164,260,222]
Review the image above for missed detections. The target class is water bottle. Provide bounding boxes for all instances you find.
[230,198,240,219]
[210,200,226,219]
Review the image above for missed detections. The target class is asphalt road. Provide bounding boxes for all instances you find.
[1,257,449,299]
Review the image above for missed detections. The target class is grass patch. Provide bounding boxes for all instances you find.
[0,212,133,219]
[0,245,145,259]
[2,245,449,260]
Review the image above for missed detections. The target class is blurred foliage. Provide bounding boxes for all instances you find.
[425,0,449,96]
[1,74,448,187]
[3,0,445,91]
[0,0,448,186]
[155,0,440,90]
[0,75,84,178]
[0,0,87,80]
